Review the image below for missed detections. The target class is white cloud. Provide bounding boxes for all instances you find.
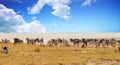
[16,20,46,33]
[28,0,71,20]
[82,0,92,6]
[51,4,70,20]
[28,0,45,14]
[0,4,46,33]
[53,23,58,27]
[82,0,95,6]
[28,0,96,19]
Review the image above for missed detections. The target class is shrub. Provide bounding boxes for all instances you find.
[117,46,120,52]
[115,45,120,53]
[34,47,40,52]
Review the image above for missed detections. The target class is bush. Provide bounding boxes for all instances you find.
[34,47,40,52]
[118,46,120,52]
[115,45,120,53]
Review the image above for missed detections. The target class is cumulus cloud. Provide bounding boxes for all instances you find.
[82,0,92,6]
[16,20,46,33]
[28,0,96,19]
[28,0,71,20]
[28,0,45,14]
[0,4,46,33]
[82,0,95,6]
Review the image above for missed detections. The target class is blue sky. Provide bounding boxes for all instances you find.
[0,0,120,33]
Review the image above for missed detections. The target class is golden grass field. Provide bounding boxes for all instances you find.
[0,43,120,65]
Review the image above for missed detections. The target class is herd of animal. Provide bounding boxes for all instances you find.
[0,37,120,48]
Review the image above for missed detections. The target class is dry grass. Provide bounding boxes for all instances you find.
[0,43,120,65]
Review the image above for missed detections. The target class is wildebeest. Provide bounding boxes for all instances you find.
[93,38,118,48]
[69,38,74,44]
[85,38,95,48]
[47,38,70,47]
[109,38,117,48]
[69,38,81,47]
[40,38,44,45]
[111,39,120,52]
[14,38,23,44]
[62,38,70,47]
[47,38,62,47]
[26,38,35,45]
[1,39,10,44]
[2,46,8,54]
[47,40,53,47]
[94,39,108,48]
[47,39,55,47]
[81,38,87,48]
[34,38,44,45]
[116,45,120,52]
[56,38,63,46]
[51,39,57,46]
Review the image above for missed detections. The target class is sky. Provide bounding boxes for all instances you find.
[0,0,120,33]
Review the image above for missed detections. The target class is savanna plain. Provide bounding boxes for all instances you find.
[0,43,120,65]
[0,33,120,65]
